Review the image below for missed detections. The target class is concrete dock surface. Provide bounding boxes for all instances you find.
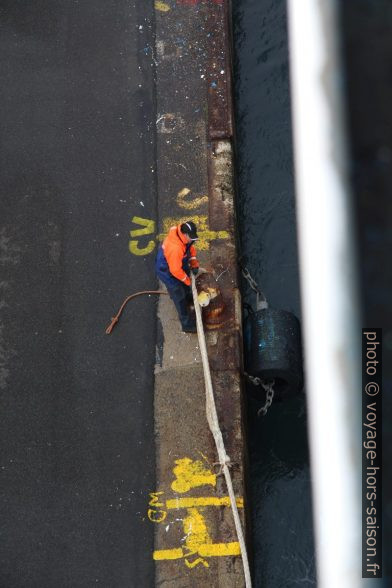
[151,1,247,586]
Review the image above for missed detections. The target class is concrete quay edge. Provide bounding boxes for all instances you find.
[151,2,248,586]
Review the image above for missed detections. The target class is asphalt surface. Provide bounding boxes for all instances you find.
[0,2,157,586]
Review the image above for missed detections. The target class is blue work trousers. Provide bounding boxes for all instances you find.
[155,246,192,316]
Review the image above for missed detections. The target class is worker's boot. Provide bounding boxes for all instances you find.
[173,297,197,333]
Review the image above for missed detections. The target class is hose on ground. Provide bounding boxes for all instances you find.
[191,274,252,588]
[105,290,168,334]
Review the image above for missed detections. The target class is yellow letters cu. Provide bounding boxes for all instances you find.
[129,216,156,256]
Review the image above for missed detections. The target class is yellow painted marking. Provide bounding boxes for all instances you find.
[149,491,164,508]
[154,507,211,565]
[199,542,241,557]
[148,491,166,522]
[150,456,243,566]
[129,240,155,255]
[177,187,208,210]
[185,557,209,569]
[148,508,167,523]
[154,548,184,561]
[171,457,216,493]
[166,496,244,509]
[158,215,229,251]
[155,0,170,12]
[130,216,155,237]
[185,508,211,552]
[129,216,156,256]
[129,215,230,255]
[153,542,241,561]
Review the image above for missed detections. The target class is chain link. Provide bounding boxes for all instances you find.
[241,267,259,293]
[243,371,262,386]
[243,372,275,416]
[240,265,268,310]
[257,380,275,417]
[241,261,272,415]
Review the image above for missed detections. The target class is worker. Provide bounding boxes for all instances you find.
[155,221,200,333]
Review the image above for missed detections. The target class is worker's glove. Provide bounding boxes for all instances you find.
[191,267,199,276]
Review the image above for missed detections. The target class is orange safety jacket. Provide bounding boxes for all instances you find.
[161,224,199,286]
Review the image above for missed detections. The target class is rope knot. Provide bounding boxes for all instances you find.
[212,458,232,475]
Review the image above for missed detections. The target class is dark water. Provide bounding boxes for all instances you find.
[232,1,316,585]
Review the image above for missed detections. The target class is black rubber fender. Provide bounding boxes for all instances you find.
[244,308,303,401]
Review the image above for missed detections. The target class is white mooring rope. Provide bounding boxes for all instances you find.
[191,275,252,588]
